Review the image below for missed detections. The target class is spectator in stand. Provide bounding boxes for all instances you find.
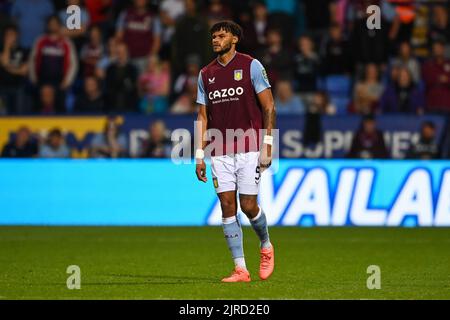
[140,120,171,158]
[264,0,297,46]
[428,5,450,55]
[406,121,440,159]
[347,114,389,159]
[58,0,90,52]
[95,36,118,79]
[380,67,424,114]
[171,0,211,76]
[104,42,138,113]
[159,0,185,60]
[173,54,200,98]
[89,117,128,158]
[170,80,197,114]
[334,0,349,30]
[74,76,104,113]
[310,91,337,115]
[274,80,305,115]
[29,15,78,113]
[115,0,162,75]
[385,63,400,86]
[1,126,38,158]
[303,0,336,41]
[349,0,389,67]
[240,1,270,54]
[80,25,104,78]
[389,0,416,43]
[38,128,71,158]
[85,0,112,38]
[0,1,13,45]
[10,0,54,52]
[138,55,170,113]
[349,63,384,115]
[389,41,421,84]
[38,85,58,114]
[0,25,29,114]
[320,23,353,75]
[303,91,336,146]
[292,35,320,93]
[422,40,450,113]
[257,28,292,88]
[206,0,232,28]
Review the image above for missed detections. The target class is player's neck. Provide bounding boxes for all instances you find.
[217,49,237,66]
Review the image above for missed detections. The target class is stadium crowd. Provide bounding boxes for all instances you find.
[0,0,449,159]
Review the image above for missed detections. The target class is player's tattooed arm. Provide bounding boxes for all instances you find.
[195,105,208,182]
[196,105,208,150]
[257,89,276,170]
[258,89,276,134]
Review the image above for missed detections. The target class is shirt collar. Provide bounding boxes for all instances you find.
[217,51,237,67]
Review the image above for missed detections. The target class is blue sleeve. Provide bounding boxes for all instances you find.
[153,17,162,36]
[82,9,90,26]
[116,12,126,31]
[381,1,397,22]
[251,59,271,94]
[118,135,128,150]
[196,71,207,105]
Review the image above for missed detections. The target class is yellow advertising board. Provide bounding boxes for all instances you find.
[0,117,111,158]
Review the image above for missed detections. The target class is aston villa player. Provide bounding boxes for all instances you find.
[195,21,276,282]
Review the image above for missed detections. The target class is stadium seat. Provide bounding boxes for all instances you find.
[323,75,353,96]
[330,96,350,115]
[318,75,352,115]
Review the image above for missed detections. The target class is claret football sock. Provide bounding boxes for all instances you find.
[222,215,247,270]
[250,208,272,249]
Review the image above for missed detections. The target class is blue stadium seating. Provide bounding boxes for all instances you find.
[318,75,353,114]
[321,75,352,96]
[330,96,351,115]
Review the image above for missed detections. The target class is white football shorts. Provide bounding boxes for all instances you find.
[210,151,261,195]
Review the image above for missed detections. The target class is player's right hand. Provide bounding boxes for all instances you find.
[196,160,207,183]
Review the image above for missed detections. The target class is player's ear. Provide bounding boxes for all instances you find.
[232,35,238,45]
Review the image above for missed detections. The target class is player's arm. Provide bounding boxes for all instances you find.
[258,88,276,169]
[150,17,162,56]
[195,71,208,183]
[195,104,208,182]
[252,59,276,171]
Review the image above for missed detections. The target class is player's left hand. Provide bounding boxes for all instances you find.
[195,160,208,183]
[259,143,272,173]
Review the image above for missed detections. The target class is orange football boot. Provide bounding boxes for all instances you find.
[259,245,274,280]
[221,266,251,283]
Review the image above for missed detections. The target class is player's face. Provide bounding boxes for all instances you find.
[212,30,236,55]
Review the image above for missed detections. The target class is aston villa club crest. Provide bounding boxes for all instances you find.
[213,178,219,188]
[234,69,243,81]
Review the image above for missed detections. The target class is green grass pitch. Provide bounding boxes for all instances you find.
[0,226,449,299]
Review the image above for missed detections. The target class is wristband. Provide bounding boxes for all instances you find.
[263,135,273,146]
[195,149,205,160]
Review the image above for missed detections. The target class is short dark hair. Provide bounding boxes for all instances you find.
[210,20,243,43]
[363,113,376,122]
[47,15,61,26]
[4,24,18,33]
[46,14,61,32]
[432,39,446,47]
[48,128,63,138]
[422,121,436,130]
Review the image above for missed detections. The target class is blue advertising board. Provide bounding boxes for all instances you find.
[1,114,447,159]
[121,114,448,159]
[0,159,449,227]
